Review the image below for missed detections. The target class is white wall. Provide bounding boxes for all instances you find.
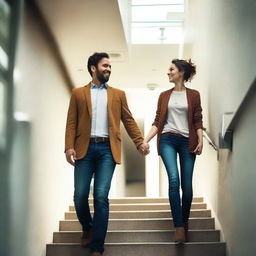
[185,0,256,255]
[11,4,73,256]
[117,0,131,44]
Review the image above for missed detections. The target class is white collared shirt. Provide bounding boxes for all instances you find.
[90,83,109,137]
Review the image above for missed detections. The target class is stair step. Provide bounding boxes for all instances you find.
[60,218,215,231]
[65,209,211,219]
[69,203,207,212]
[47,242,226,256]
[88,197,203,204]
[53,230,220,243]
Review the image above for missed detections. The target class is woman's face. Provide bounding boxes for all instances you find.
[167,64,184,83]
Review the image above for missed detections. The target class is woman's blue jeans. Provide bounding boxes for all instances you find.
[159,134,196,227]
[74,141,116,254]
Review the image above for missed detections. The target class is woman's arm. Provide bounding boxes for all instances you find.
[140,92,163,153]
[196,128,203,143]
[193,127,203,155]
[192,91,203,155]
[144,125,158,143]
[145,92,164,143]
[138,125,158,155]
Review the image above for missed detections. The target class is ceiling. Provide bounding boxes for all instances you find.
[36,0,182,89]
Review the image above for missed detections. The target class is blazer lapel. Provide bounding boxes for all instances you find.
[162,88,173,121]
[83,83,92,119]
[186,88,193,127]
[107,85,113,121]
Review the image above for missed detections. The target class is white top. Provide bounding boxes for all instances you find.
[90,83,109,137]
[162,91,189,137]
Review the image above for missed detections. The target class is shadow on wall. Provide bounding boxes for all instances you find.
[121,119,145,196]
[10,119,31,256]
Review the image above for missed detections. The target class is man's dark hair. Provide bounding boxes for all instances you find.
[87,52,109,77]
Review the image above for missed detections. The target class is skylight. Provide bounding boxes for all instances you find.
[131,0,185,44]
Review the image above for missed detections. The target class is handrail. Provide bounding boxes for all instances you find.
[224,77,256,143]
[203,128,218,151]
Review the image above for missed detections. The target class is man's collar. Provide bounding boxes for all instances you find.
[91,82,107,89]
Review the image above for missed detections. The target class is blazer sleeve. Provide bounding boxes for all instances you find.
[193,91,203,130]
[120,91,144,147]
[65,89,78,152]
[152,92,163,128]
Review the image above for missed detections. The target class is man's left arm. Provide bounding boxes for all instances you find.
[120,91,144,148]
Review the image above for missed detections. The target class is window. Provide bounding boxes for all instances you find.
[131,0,184,44]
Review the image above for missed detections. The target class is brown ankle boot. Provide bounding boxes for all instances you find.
[90,252,102,256]
[174,227,186,243]
[184,222,189,242]
[81,229,92,247]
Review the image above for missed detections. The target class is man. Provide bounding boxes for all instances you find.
[65,52,149,256]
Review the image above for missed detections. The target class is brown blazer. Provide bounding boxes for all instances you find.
[152,87,203,154]
[65,83,143,164]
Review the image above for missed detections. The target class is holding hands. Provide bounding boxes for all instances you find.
[138,141,150,156]
[138,126,158,156]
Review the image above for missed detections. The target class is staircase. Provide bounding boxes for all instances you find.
[46,197,226,256]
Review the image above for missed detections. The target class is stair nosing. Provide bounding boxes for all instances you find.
[60,217,214,222]
[54,229,220,234]
[47,241,226,246]
[70,202,206,206]
[66,209,210,213]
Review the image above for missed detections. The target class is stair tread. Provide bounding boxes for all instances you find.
[70,202,206,206]
[55,229,220,233]
[48,241,225,245]
[69,203,207,211]
[88,197,203,200]
[61,217,213,221]
[102,197,203,199]
[67,209,209,212]
[47,197,225,255]
[47,242,226,256]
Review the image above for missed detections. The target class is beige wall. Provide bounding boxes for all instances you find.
[10,1,256,256]
[11,3,73,256]
[185,0,256,255]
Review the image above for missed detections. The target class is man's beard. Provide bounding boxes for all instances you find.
[96,69,111,84]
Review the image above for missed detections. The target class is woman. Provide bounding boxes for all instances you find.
[144,59,203,243]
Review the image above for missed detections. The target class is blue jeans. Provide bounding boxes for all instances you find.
[159,135,196,227]
[74,141,116,254]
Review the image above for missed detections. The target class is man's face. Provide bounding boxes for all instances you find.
[93,58,111,84]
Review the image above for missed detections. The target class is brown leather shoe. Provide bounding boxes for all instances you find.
[90,252,102,256]
[184,222,189,242]
[174,227,186,243]
[81,229,92,247]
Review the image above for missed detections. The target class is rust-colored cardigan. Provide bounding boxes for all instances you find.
[152,87,203,154]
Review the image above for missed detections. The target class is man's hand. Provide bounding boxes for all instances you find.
[65,148,77,166]
[138,142,150,155]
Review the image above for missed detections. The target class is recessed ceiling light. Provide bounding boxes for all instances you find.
[109,52,121,58]
[147,83,158,90]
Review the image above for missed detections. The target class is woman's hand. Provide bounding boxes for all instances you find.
[194,128,203,155]
[138,142,150,155]
[193,141,203,155]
